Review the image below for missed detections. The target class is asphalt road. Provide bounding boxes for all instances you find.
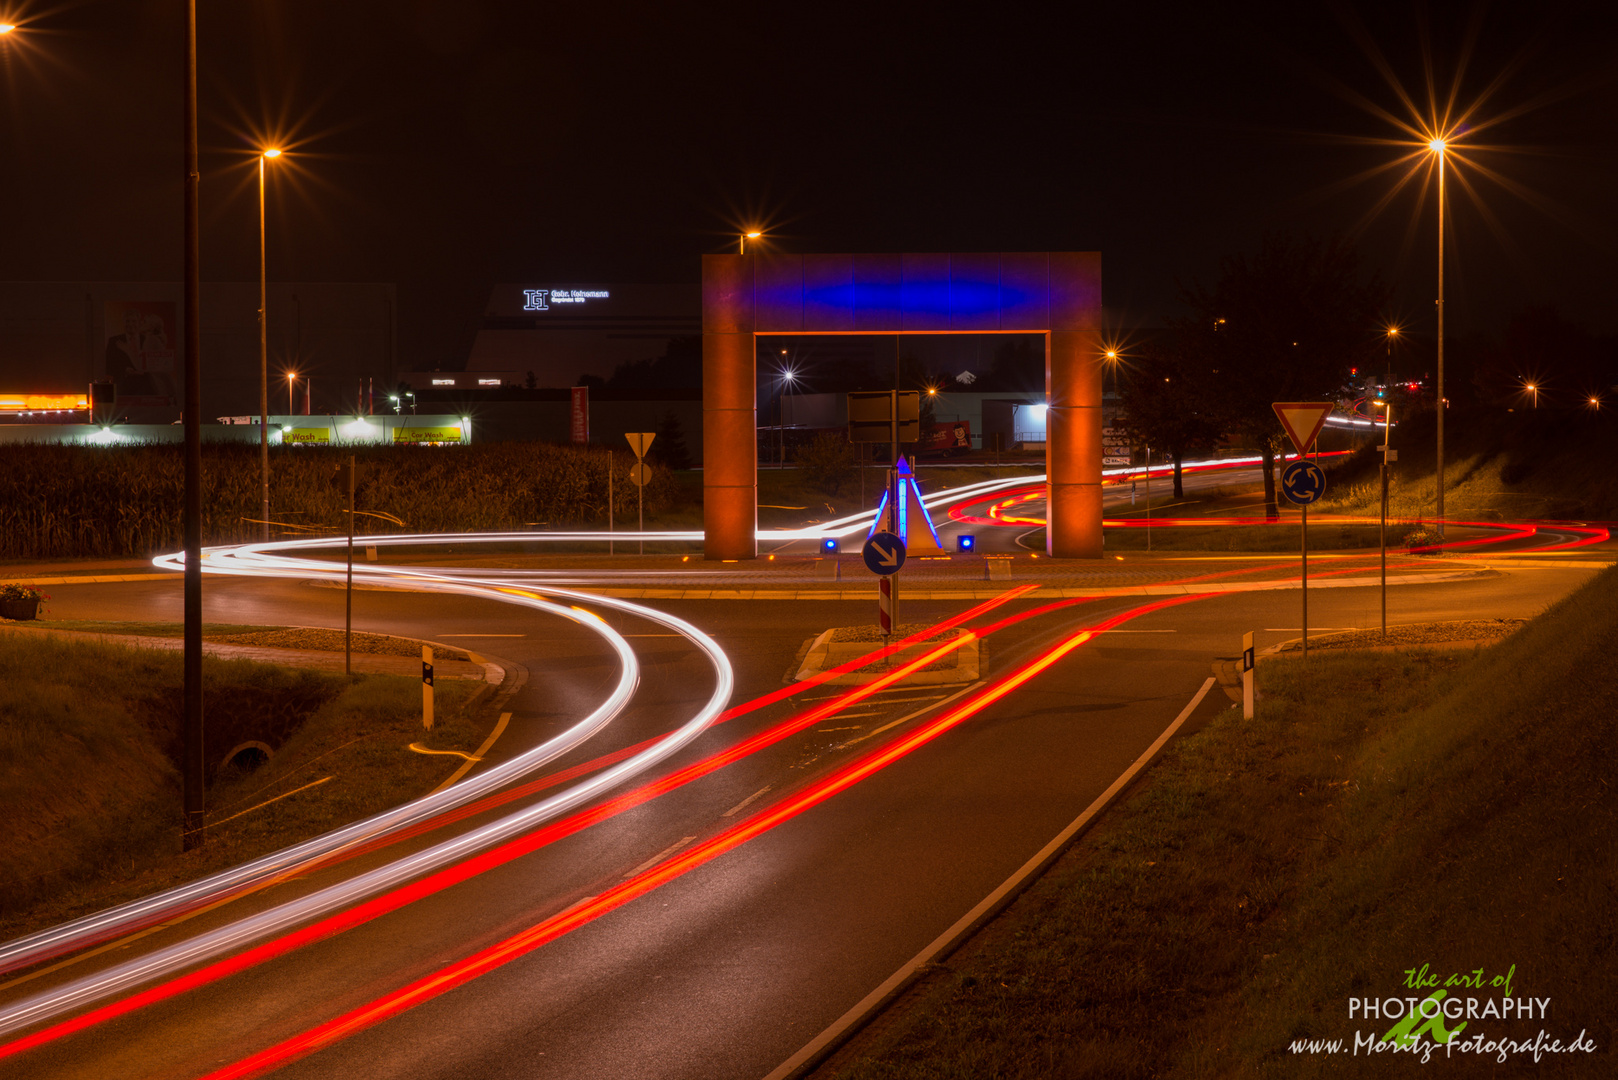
[2,545,1610,1080]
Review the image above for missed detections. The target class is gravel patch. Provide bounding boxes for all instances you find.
[1275,619,1526,653]
[830,624,966,644]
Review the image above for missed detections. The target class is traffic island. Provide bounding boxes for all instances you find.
[792,624,981,686]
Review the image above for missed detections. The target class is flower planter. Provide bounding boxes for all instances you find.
[0,599,40,621]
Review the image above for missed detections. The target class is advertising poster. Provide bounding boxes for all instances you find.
[103,301,178,408]
[570,385,589,444]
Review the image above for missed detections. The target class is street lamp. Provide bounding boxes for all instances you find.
[286,371,298,414]
[1427,136,1448,539]
[258,148,283,542]
[740,229,762,254]
[776,362,797,468]
[1524,382,1538,409]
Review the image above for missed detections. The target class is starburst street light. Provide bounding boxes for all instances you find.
[257,148,285,542]
[740,229,763,254]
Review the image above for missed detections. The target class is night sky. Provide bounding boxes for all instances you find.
[2,1,1615,373]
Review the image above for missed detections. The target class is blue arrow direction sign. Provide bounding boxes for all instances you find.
[1281,459,1327,505]
[862,532,906,576]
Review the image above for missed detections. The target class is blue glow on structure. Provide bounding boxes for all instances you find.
[867,490,892,539]
[957,534,976,553]
[821,537,840,554]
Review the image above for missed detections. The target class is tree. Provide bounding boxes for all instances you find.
[1116,340,1223,498]
[652,410,692,470]
[798,431,857,495]
[1177,234,1387,517]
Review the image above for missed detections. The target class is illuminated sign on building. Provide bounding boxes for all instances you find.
[431,378,455,386]
[477,378,502,387]
[0,393,90,413]
[522,288,610,311]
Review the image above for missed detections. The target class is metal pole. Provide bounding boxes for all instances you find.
[1435,149,1446,539]
[259,155,270,543]
[1145,446,1152,553]
[607,453,614,555]
[181,0,205,851]
[1301,499,1308,659]
[346,455,354,675]
[638,471,644,555]
[1381,403,1391,640]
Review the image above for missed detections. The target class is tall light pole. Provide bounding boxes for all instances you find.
[740,229,762,254]
[258,148,282,543]
[1525,382,1538,409]
[1375,398,1393,639]
[1429,137,1447,539]
[286,371,298,415]
[182,0,204,850]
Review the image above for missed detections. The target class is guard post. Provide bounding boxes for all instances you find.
[422,645,435,730]
[1242,631,1255,719]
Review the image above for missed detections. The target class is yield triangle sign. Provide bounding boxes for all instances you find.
[1271,402,1334,456]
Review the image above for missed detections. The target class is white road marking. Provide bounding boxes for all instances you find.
[437,634,525,638]
[837,682,985,749]
[722,787,772,817]
[624,837,698,878]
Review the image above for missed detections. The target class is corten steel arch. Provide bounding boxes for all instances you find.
[702,251,1103,560]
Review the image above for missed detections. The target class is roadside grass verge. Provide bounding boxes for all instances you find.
[0,633,488,945]
[827,566,1618,1079]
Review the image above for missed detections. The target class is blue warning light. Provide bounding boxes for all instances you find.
[956,534,976,553]
[821,537,840,554]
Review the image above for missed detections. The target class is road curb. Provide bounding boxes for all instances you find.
[762,675,1220,1080]
[0,573,179,586]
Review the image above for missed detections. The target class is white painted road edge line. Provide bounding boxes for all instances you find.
[762,675,1220,1080]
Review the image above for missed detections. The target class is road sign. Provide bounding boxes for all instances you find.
[862,531,906,575]
[1271,402,1334,455]
[879,576,894,633]
[624,432,655,458]
[1281,459,1327,505]
[629,462,652,486]
[848,391,921,444]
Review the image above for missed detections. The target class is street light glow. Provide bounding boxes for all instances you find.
[745,231,762,239]
[262,148,283,159]
[0,24,15,34]
[1427,137,1447,153]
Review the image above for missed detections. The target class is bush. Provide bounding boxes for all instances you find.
[798,431,857,495]
[0,441,676,557]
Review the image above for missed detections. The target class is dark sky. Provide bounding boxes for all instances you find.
[2,1,1615,371]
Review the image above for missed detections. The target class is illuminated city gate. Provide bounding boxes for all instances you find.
[702,251,1104,560]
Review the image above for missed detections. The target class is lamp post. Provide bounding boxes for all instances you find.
[1525,382,1538,409]
[1375,399,1393,639]
[740,229,762,254]
[1429,137,1447,539]
[286,371,298,415]
[258,148,282,543]
[777,359,797,469]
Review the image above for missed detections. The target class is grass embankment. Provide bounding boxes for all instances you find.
[830,566,1618,1078]
[0,633,488,943]
[1321,406,1618,525]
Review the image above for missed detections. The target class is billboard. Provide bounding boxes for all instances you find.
[570,386,589,443]
[103,301,178,408]
[1102,426,1132,466]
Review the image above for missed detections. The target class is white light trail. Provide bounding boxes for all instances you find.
[0,537,735,1039]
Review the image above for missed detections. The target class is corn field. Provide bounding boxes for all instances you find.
[0,442,677,558]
